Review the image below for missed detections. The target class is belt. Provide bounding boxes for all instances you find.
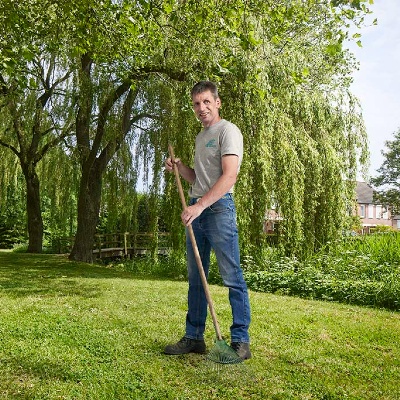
[191,193,232,203]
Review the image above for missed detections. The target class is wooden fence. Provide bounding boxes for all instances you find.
[52,232,171,259]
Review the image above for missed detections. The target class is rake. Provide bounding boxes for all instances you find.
[168,144,242,364]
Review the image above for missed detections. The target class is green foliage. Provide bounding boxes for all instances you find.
[0,166,26,248]
[371,128,400,215]
[0,0,371,258]
[245,268,400,310]
[0,202,25,247]
[345,214,363,232]
[110,232,400,311]
[39,147,79,243]
[0,223,25,249]
[113,250,187,280]
[370,224,395,233]
[244,233,400,310]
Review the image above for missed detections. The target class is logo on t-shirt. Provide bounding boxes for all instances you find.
[205,139,217,148]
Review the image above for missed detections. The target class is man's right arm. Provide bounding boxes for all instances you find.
[165,158,196,184]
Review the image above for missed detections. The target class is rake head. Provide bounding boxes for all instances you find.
[206,339,243,364]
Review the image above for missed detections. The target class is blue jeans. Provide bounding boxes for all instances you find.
[185,194,251,343]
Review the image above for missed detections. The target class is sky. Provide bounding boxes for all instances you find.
[347,0,400,180]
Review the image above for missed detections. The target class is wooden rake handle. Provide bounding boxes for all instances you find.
[168,144,222,341]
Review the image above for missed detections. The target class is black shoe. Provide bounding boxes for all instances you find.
[164,336,206,355]
[230,342,252,360]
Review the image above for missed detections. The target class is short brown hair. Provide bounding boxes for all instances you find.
[191,81,219,100]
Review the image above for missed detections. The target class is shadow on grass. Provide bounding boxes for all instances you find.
[0,252,136,299]
[4,354,86,385]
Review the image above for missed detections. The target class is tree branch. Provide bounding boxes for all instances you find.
[98,87,137,169]
[0,74,8,95]
[0,138,20,157]
[35,122,74,163]
[89,80,133,167]
[129,65,187,82]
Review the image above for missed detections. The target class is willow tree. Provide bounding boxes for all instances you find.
[0,0,77,252]
[78,0,370,261]
[67,0,333,262]
[0,146,26,247]
[230,2,369,258]
[157,0,370,259]
[0,66,74,252]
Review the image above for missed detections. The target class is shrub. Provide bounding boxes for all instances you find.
[119,250,187,280]
[243,233,400,311]
[244,267,400,310]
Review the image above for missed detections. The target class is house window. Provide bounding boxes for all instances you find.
[368,204,374,218]
[376,205,382,219]
[382,206,389,220]
[360,205,365,218]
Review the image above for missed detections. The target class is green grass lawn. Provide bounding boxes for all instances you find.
[0,252,399,399]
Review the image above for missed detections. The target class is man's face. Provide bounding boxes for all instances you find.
[192,90,221,128]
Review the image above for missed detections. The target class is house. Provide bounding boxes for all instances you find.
[355,181,397,233]
[263,181,398,235]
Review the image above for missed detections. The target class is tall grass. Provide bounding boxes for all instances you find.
[242,232,400,310]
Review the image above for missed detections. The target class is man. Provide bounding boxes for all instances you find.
[164,81,251,360]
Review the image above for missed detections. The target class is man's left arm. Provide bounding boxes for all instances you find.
[181,154,238,226]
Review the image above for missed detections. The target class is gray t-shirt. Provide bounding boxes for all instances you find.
[189,119,243,198]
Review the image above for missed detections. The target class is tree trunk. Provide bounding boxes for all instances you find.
[69,162,103,263]
[24,168,43,253]
[70,55,136,263]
